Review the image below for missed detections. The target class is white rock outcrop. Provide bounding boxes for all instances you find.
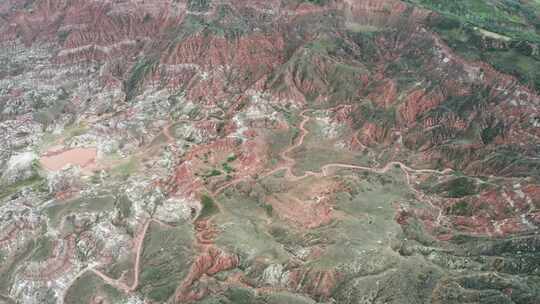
[1,152,37,186]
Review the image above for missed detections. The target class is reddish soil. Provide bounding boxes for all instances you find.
[40,147,98,172]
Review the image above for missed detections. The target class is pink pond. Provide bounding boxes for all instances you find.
[40,147,98,172]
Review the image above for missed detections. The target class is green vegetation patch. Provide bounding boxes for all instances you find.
[226,154,237,162]
[222,162,235,174]
[139,222,194,302]
[289,118,368,174]
[265,122,298,165]
[39,123,89,151]
[215,190,290,263]
[30,236,54,262]
[57,29,71,44]
[447,200,473,216]
[103,256,134,281]
[45,194,115,227]
[200,288,318,304]
[188,0,211,12]
[114,194,132,221]
[434,177,478,198]
[480,146,540,177]
[205,169,222,178]
[355,101,396,127]
[269,36,366,105]
[110,157,139,179]
[198,194,219,219]
[0,174,44,201]
[484,49,540,90]
[407,0,538,41]
[480,119,505,144]
[31,90,71,130]
[64,271,125,304]
[222,287,257,304]
[418,2,540,91]
[304,0,329,5]
[261,292,318,304]
[313,171,408,268]
[125,57,159,101]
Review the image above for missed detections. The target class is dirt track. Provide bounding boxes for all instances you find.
[262,110,452,182]
[84,109,454,299]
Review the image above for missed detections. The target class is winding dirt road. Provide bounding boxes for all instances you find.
[261,110,452,183]
[86,108,453,299]
[90,218,152,293]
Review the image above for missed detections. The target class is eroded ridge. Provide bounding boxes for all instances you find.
[1,0,540,303]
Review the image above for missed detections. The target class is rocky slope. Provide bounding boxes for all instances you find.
[0,0,539,303]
